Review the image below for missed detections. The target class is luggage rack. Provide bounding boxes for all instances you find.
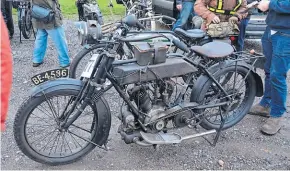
[228,51,265,69]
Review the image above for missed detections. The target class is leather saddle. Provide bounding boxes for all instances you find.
[191,41,234,59]
[174,28,206,40]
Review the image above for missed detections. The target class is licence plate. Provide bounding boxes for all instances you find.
[31,68,69,85]
[81,54,99,78]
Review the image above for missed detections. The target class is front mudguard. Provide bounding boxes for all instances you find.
[30,78,112,145]
[193,60,264,98]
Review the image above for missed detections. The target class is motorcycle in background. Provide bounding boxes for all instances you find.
[76,0,104,25]
[12,0,35,43]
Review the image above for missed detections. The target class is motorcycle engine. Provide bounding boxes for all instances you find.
[121,80,175,132]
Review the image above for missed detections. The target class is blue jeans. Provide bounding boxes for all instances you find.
[33,26,70,67]
[172,2,194,31]
[237,18,250,52]
[260,27,290,117]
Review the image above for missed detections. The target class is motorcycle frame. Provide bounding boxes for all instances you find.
[60,39,234,131]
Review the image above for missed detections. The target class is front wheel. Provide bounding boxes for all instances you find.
[190,64,257,130]
[21,9,32,39]
[14,89,111,165]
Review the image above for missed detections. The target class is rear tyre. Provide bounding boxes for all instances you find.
[190,65,256,130]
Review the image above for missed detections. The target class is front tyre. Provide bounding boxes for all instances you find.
[13,89,111,165]
[190,65,256,130]
[21,9,32,39]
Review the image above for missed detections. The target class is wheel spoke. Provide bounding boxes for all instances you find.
[36,105,54,120]
[63,133,73,154]
[39,129,58,152]
[68,132,83,149]
[71,124,92,133]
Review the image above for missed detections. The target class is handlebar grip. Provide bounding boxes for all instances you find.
[136,21,146,30]
[172,37,189,53]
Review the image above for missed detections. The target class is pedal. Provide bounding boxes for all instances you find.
[140,131,182,145]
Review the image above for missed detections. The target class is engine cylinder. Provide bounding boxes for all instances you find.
[130,86,152,113]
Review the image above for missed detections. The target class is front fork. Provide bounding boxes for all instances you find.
[61,51,116,129]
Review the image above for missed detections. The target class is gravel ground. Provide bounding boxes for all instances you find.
[1,19,290,170]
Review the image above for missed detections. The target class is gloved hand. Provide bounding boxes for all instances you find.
[229,16,239,25]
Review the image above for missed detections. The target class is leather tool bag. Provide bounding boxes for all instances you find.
[207,22,240,38]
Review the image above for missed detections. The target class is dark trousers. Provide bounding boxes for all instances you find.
[1,0,14,37]
[237,18,250,51]
[172,2,194,31]
[76,2,85,21]
[259,27,290,117]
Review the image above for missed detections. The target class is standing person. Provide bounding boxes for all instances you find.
[172,0,196,30]
[236,0,259,52]
[249,0,290,135]
[1,14,13,131]
[1,0,14,39]
[32,0,70,68]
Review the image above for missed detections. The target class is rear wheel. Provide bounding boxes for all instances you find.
[190,65,256,130]
[14,89,111,165]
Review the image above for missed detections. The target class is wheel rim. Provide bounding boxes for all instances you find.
[202,71,250,125]
[24,94,97,158]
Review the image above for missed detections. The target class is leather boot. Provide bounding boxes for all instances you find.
[261,117,283,135]
[249,104,270,117]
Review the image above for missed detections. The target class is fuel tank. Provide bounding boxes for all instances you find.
[112,57,198,85]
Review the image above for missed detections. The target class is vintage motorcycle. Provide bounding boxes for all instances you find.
[14,15,263,165]
[77,0,104,25]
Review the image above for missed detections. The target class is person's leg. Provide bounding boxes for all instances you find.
[260,27,273,107]
[172,2,193,30]
[77,2,85,21]
[261,32,290,135]
[33,29,48,66]
[47,26,70,67]
[5,1,14,38]
[237,18,249,52]
[249,27,272,116]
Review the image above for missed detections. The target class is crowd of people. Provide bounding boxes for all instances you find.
[1,0,290,135]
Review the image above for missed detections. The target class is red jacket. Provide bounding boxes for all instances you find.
[1,14,12,131]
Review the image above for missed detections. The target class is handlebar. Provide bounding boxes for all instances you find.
[136,20,146,30]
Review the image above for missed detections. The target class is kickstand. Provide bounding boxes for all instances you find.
[212,111,225,146]
[19,27,22,43]
[201,106,227,147]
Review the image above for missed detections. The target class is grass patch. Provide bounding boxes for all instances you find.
[58,0,125,16]
[13,0,125,18]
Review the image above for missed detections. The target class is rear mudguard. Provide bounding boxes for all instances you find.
[192,60,264,98]
[30,78,111,145]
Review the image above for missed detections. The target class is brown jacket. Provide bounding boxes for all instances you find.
[194,0,248,24]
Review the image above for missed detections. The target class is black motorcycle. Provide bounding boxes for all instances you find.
[13,15,263,165]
